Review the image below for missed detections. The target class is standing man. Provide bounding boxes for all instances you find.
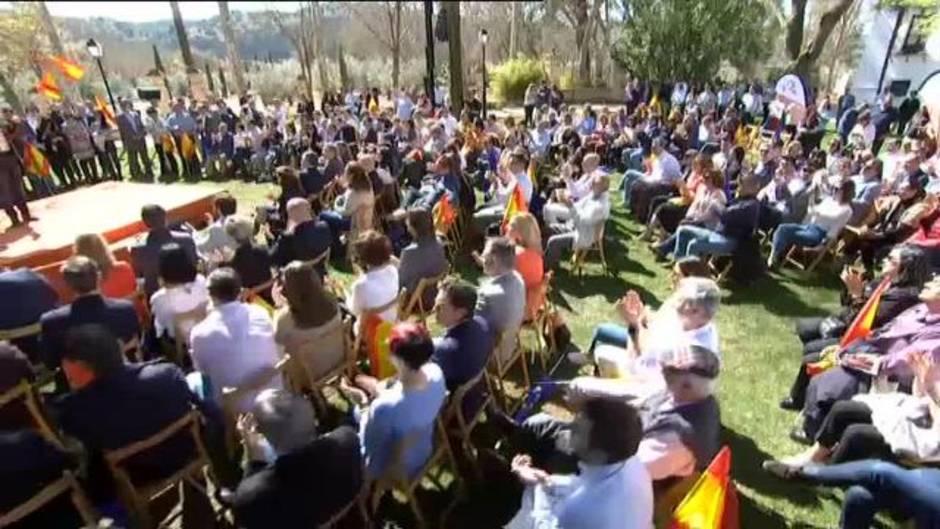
[117,100,153,182]
[897,90,920,136]
[165,98,201,181]
[0,107,34,226]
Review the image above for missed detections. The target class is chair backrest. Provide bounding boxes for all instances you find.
[448,369,487,426]
[173,302,209,362]
[0,380,62,448]
[402,273,446,319]
[0,471,97,527]
[104,410,205,470]
[0,322,42,341]
[221,354,293,418]
[306,246,331,268]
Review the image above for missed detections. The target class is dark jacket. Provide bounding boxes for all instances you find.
[131,228,198,296]
[229,243,274,290]
[0,269,59,361]
[432,315,493,392]
[300,166,329,197]
[232,425,363,529]
[717,196,760,240]
[39,295,140,370]
[270,220,332,272]
[0,430,80,526]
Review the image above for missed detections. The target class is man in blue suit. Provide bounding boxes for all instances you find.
[130,204,198,297]
[431,279,494,392]
[0,267,58,362]
[39,256,139,371]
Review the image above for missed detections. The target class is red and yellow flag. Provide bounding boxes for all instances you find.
[839,276,891,348]
[500,184,528,233]
[161,133,176,155]
[48,55,85,82]
[23,143,51,178]
[180,132,197,160]
[95,95,116,128]
[36,72,62,101]
[363,314,396,380]
[433,193,456,232]
[670,446,739,529]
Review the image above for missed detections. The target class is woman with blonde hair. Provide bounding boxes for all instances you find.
[507,212,546,320]
[73,233,137,299]
[273,261,345,384]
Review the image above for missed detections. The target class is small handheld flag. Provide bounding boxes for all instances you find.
[500,184,528,233]
[432,193,456,232]
[670,446,739,529]
[36,72,62,101]
[48,55,85,82]
[840,276,891,348]
[23,143,51,178]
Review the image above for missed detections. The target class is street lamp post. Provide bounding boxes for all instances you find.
[86,38,117,111]
[480,29,488,119]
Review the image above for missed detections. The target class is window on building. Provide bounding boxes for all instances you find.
[900,13,929,55]
[889,80,911,98]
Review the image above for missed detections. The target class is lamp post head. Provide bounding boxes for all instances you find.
[86,38,103,59]
[479,29,488,45]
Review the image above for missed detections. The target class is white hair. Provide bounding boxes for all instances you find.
[675,277,721,320]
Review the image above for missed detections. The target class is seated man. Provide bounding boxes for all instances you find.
[544,173,611,269]
[432,279,494,391]
[0,266,58,362]
[542,153,603,226]
[623,137,682,222]
[54,324,205,502]
[475,237,527,365]
[0,429,80,527]
[39,256,140,371]
[497,345,722,487]
[194,193,238,265]
[398,207,449,310]
[232,389,363,529]
[505,396,652,529]
[131,204,198,297]
[190,268,283,414]
[269,198,332,273]
[473,152,533,233]
[299,150,329,198]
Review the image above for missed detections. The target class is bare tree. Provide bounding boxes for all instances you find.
[270,2,331,100]
[509,2,519,58]
[169,0,197,72]
[35,1,65,56]
[560,0,598,84]
[348,1,409,89]
[217,1,246,95]
[786,0,857,78]
[443,1,464,110]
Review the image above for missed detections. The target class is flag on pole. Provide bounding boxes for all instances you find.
[35,72,62,101]
[839,276,892,348]
[670,446,739,529]
[432,193,456,232]
[23,143,51,178]
[500,184,528,233]
[48,55,85,82]
[95,95,116,128]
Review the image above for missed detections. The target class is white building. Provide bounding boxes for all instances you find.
[847,0,939,103]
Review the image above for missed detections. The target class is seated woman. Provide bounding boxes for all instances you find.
[273,261,345,385]
[339,323,447,479]
[150,243,209,341]
[319,162,375,252]
[642,152,711,239]
[654,168,727,261]
[349,230,399,325]
[507,213,545,322]
[224,215,274,296]
[767,179,855,269]
[73,233,137,299]
[404,152,462,211]
[398,208,448,311]
[767,350,939,474]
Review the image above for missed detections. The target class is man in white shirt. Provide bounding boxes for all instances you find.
[190,268,282,414]
[195,194,238,264]
[625,138,682,221]
[472,152,532,232]
[505,396,653,529]
[395,91,415,121]
[438,107,458,139]
[543,153,602,226]
[544,173,611,268]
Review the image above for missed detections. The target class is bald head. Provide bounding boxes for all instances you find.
[286,198,313,227]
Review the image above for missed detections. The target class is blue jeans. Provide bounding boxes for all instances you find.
[588,323,631,355]
[620,147,644,172]
[621,169,646,204]
[770,223,827,262]
[673,225,737,259]
[319,210,352,233]
[802,460,940,529]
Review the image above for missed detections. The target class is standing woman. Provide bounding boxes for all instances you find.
[0,108,33,226]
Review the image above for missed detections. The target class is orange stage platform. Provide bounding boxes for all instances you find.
[0,182,221,270]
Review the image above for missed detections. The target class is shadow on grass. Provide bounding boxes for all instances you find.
[724,275,832,319]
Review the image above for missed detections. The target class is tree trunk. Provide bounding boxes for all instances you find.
[217,1,247,95]
[786,0,808,60]
[169,1,197,72]
[509,2,518,58]
[205,62,215,94]
[36,1,65,56]
[338,44,349,92]
[788,0,856,77]
[444,1,464,111]
[0,71,23,114]
[390,1,403,89]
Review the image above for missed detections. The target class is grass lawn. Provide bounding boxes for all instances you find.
[209,174,849,528]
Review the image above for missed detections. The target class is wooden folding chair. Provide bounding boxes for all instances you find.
[520,271,556,372]
[784,237,839,272]
[317,478,371,529]
[370,417,459,529]
[0,471,98,527]
[172,302,208,366]
[571,222,610,277]
[221,355,295,456]
[291,316,358,417]
[487,332,531,414]
[0,379,62,447]
[443,369,492,477]
[103,410,219,529]
[306,246,332,269]
[707,255,733,284]
[0,321,42,342]
[399,273,447,322]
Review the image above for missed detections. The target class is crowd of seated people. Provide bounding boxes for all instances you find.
[1,78,939,529]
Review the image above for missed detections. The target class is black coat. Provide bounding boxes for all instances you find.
[39,295,140,371]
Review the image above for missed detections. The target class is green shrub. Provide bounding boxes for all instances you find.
[490,58,545,103]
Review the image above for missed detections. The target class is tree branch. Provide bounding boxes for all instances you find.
[800,0,856,63]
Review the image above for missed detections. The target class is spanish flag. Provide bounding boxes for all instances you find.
[161,133,176,155]
[500,184,527,233]
[432,193,456,232]
[180,132,197,160]
[23,143,51,178]
[362,314,396,379]
[36,72,62,101]
[48,55,85,82]
[527,158,539,193]
[839,276,891,348]
[95,95,116,128]
[670,446,739,529]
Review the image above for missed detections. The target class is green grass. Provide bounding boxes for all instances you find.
[218,175,851,528]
